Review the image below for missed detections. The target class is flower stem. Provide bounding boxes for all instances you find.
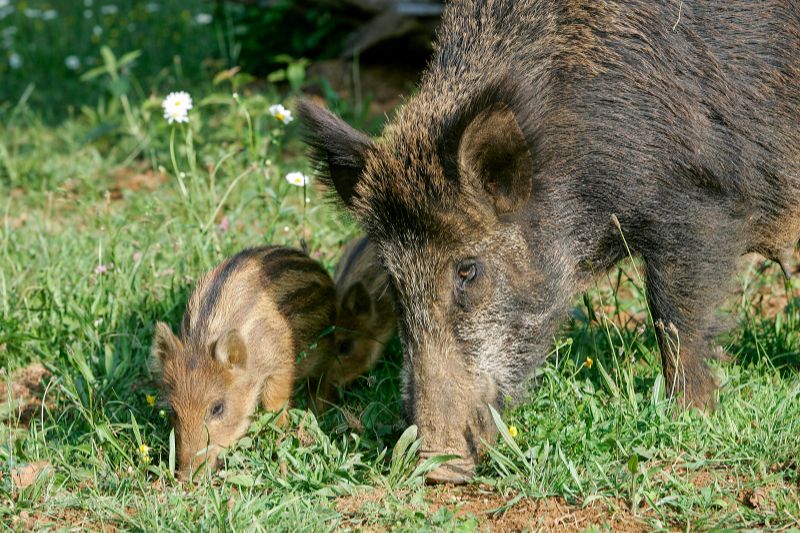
[302,181,307,249]
[204,165,254,232]
[170,127,188,198]
[242,104,256,159]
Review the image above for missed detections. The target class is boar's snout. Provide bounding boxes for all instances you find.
[406,337,500,484]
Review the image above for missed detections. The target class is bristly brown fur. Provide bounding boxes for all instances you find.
[298,236,397,410]
[151,246,336,479]
[297,101,373,208]
[299,0,800,483]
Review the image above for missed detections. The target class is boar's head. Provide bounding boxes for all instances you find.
[151,323,261,481]
[299,86,579,483]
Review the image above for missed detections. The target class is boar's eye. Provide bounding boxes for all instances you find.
[456,260,478,290]
[209,400,225,418]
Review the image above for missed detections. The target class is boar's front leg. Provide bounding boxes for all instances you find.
[643,246,736,410]
[261,367,294,426]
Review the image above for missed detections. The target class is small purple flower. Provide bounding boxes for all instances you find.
[132,251,143,262]
[95,264,108,275]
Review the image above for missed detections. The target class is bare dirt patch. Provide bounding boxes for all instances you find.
[336,486,650,532]
[739,486,778,513]
[1,362,53,426]
[736,250,800,320]
[335,487,390,517]
[427,486,649,532]
[11,461,53,490]
[110,166,168,199]
[13,506,118,532]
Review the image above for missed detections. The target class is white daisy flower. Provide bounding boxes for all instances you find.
[65,55,81,70]
[285,172,308,187]
[195,13,212,25]
[162,91,193,124]
[269,104,293,125]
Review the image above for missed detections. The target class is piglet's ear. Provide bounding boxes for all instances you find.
[298,100,373,208]
[458,104,534,215]
[150,321,180,373]
[342,282,373,320]
[214,330,247,369]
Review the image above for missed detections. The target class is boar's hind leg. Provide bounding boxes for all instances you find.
[644,250,736,411]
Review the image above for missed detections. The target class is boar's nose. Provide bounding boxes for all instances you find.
[420,452,475,485]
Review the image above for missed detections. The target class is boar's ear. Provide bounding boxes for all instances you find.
[298,100,373,208]
[458,104,534,215]
[150,322,180,373]
[342,282,372,320]
[214,329,247,369]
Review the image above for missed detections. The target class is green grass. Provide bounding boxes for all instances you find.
[0,0,234,122]
[1,10,800,530]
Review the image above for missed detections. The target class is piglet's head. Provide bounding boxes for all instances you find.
[151,323,261,481]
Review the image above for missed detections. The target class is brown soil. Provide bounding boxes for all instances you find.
[428,487,649,532]
[110,166,168,200]
[12,506,118,532]
[10,461,53,490]
[739,486,778,513]
[336,486,651,532]
[735,250,800,320]
[1,362,53,426]
[335,487,390,517]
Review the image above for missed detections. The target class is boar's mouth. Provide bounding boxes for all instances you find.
[415,405,497,484]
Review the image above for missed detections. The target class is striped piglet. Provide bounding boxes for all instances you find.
[151,246,335,479]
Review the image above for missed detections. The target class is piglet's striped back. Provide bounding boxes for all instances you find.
[181,246,336,356]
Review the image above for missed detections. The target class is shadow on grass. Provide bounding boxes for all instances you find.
[311,338,405,454]
[729,296,800,372]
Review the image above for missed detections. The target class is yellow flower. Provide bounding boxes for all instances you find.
[585,357,594,369]
[508,425,518,438]
[139,443,151,464]
[146,394,156,407]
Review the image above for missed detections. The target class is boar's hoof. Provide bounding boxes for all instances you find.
[423,457,475,485]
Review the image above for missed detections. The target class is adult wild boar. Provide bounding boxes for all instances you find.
[300,0,800,483]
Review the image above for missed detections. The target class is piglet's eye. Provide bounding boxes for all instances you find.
[338,339,354,355]
[209,401,225,418]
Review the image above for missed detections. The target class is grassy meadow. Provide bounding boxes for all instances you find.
[1,1,799,530]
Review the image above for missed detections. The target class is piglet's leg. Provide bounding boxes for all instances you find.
[644,244,737,411]
[261,368,293,426]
